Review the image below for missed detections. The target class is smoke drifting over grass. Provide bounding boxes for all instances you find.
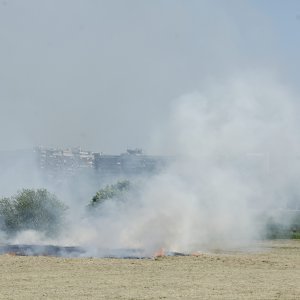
[1,71,300,256]
[136,71,300,252]
[43,71,298,256]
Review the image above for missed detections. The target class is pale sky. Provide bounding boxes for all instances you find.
[0,0,299,153]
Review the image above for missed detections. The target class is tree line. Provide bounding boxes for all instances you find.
[0,180,131,238]
[0,180,299,239]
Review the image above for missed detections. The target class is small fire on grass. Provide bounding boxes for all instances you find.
[191,251,202,257]
[154,248,165,258]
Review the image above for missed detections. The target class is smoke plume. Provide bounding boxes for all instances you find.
[48,71,299,255]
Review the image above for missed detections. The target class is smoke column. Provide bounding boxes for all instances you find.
[49,70,299,256]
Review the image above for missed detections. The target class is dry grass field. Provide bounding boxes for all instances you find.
[0,240,300,300]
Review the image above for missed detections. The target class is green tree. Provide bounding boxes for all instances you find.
[0,189,67,237]
[89,180,131,207]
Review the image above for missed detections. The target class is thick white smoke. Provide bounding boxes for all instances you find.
[3,71,299,256]
[59,71,300,255]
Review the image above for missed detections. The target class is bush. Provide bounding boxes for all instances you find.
[0,189,67,237]
[89,180,131,207]
[264,214,300,239]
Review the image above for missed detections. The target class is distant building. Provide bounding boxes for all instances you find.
[35,146,94,178]
[92,148,169,177]
[93,153,122,176]
[35,147,170,179]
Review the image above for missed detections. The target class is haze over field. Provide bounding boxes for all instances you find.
[1,1,300,254]
[1,0,300,153]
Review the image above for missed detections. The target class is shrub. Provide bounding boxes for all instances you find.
[0,189,67,237]
[89,180,131,207]
[264,214,300,239]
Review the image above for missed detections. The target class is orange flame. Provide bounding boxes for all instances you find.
[154,248,165,257]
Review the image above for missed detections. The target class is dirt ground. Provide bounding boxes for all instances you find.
[0,240,299,300]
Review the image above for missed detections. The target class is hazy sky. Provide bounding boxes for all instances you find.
[0,0,299,153]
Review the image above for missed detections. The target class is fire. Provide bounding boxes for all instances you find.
[154,248,165,257]
[191,251,202,257]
